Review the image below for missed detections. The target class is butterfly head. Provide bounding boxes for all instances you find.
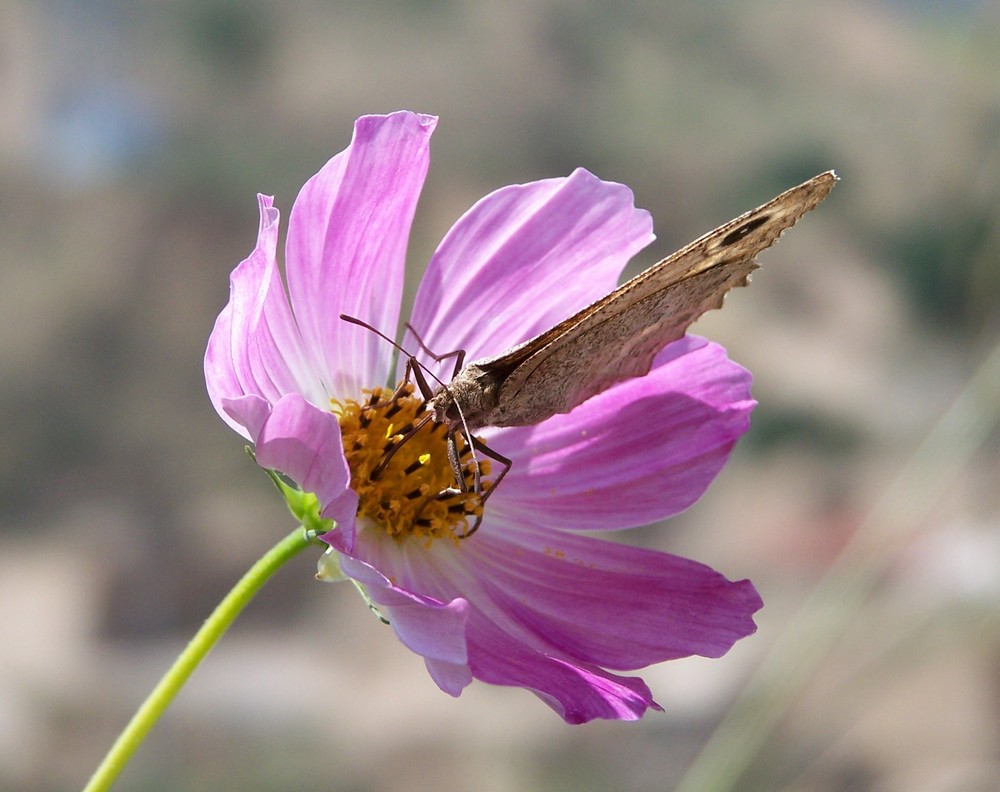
[427,363,504,433]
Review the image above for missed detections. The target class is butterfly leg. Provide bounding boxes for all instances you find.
[406,355,437,401]
[446,431,471,491]
[455,434,512,538]
[468,435,511,501]
[404,322,466,379]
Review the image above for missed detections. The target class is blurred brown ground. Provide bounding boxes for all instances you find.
[1,1,999,790]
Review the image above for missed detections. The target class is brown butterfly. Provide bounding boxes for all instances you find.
[345,170,837,532]
[428,170,837,432]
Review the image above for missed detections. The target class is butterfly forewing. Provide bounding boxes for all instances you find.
[479,171,837,426]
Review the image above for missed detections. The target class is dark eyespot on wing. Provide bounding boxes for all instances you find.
[721,214,770,247]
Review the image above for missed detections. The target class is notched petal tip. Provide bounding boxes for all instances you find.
[356,110,438,134]
[256,193,278,232]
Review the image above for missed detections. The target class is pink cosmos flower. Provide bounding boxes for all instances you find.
[205,111,763,723]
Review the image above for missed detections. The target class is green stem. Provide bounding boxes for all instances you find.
[82,526,314,792]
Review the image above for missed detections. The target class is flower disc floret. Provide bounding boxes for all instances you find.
[334,382,490,543]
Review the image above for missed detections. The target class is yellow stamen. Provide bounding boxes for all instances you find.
[333,382,492,543]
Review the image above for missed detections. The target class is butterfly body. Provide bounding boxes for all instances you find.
[428,171,837,433]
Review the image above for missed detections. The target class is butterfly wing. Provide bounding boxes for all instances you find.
[481,171,837,426]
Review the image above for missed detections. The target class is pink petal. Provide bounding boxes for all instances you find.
[486,337,755,531]
[465,616,660,723]
[285,112,437,398]
[329,542,473,695]
[332,522,751,721]
[205,196,328,437]
[345,532,661,721]
[423,656,474,697]
[221,393,271,440]
[204,299,244,437]
[404,168,653,379]
[252,394,358,533]
[206,197,277,430]
[464,520,762,668]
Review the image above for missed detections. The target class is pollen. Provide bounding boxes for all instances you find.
[334,382,492,543]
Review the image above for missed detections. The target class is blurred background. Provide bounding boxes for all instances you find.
[2,1,999,790]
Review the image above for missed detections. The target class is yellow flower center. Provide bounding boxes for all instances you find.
[333,382,492,543]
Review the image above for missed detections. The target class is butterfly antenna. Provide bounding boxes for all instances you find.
[450,396,483,495]
[340,314,451,391]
